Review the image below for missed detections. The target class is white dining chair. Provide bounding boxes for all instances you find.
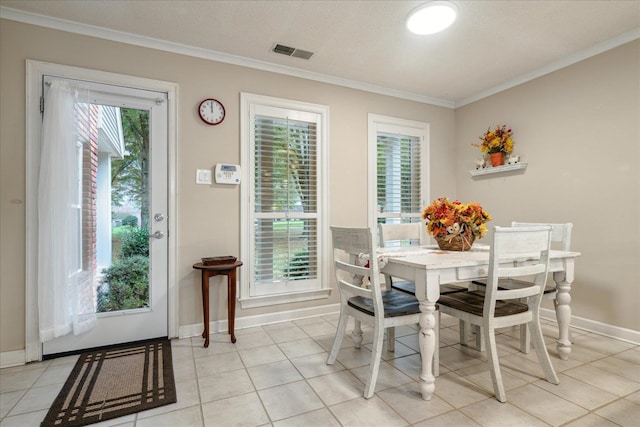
[437,226,559,402]
[470,222,573,353]
[327,226,426,398]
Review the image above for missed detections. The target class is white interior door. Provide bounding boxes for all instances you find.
[41,77,168,356]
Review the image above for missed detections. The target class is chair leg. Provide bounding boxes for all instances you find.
[386,328,395,352]
[434,311,440,377]
[461,321,485,352]
[327,310,349,364]
[473,325,484,351]
[352,319,363,349]
[484,325,507,403]
[519,324,531,353]
[529,316,559,385]
[363,323,385,399]
[459,319,466,346]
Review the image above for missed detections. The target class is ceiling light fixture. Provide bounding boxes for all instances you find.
[406,1,458,35]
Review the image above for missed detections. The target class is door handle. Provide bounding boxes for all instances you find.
[149,230,164,239]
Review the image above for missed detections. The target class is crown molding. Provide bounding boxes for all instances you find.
[0,6,454,109]
[455,28,640,108]
[2,6,637,110]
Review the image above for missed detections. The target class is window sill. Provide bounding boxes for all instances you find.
[239,288,332,309]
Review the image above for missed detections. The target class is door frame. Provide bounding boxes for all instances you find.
[25,60,179,362]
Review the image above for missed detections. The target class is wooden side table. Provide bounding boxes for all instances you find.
[192,260,243,348]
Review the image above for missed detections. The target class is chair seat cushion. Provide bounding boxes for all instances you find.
[471,279,556,294]
[348,291,422,318]
[391,281,467,296]
[438,290,529,317]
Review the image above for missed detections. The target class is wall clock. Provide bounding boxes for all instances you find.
[198,98,225,125]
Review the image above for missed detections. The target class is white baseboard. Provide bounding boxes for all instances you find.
[179,303,340,339]
[5,305,634,367]
[540,308,640,345]
[0,349,26,369]
[179,306,638,345]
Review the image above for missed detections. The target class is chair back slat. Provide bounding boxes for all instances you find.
[378,222,424,247]
[493,226,551,255]
[333,226,375,254]
[498,263,546,278]
[495,285,539,300]
[335,259,369,278]
[512,221,572,251]
[494,263,547,300]
[336,278,375,299]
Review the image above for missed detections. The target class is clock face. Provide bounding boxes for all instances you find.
[198,98,225,125]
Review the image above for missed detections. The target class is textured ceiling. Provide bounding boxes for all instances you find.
[1,0,638,107]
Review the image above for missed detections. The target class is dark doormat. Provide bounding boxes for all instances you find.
[41,338,176,426]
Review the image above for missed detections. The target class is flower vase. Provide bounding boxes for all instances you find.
[489,152,504,167]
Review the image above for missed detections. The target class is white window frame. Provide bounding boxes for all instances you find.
[367,114,430,240]
[240,93,330,308]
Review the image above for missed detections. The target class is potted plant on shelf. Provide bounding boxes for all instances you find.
[422,197,492,251]
[473,124,515,166]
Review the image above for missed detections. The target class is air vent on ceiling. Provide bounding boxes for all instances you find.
[272,43,314,60]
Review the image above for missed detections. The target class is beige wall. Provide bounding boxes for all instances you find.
[0,20,456,353]
[455,40,640,331]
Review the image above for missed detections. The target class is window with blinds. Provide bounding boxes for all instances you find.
[254,115,318,288]
[240,94,329,307]
[368,115,428,244]
[377,132,422,222]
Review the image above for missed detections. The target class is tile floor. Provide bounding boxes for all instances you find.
[1,314,639,426]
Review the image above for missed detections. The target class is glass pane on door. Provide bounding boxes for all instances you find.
[93,106,151,313]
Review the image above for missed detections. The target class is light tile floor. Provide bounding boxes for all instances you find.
[1,314,639,426]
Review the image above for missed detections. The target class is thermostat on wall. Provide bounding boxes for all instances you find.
[215,163,241,184]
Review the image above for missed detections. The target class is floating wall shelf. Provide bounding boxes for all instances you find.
[469,163,527,177]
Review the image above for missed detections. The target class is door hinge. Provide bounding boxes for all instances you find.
[40,96,44,113]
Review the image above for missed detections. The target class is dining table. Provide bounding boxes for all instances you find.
[378,244,581,401]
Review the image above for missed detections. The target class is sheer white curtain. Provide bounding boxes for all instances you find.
[38,79,96,342]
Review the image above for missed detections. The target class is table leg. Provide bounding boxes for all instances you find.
[554,270,572,360]
[228,269,237,343]
[201,272,210,348]
[418,300,437,400]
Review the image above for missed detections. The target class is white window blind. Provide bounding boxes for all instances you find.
[254,115,318,288]
[377,132,423,224]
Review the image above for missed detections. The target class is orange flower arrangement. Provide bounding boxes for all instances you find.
[473,124,514,155]
[421,197,492,239]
